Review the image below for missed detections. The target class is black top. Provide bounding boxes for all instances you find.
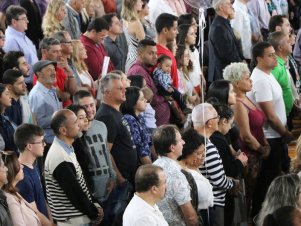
[5,98,22,126]
[0,114,18,154]
[95,103,138,184]
[210,131,244,178]
[208,15,244,82]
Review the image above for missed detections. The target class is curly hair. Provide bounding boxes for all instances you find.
[223,62,250,82]
[42,0,65,37]
[71,40,88,73]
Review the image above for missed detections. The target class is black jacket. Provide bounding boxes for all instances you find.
[208,15,243,82]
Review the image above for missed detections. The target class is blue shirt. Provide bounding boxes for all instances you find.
[153,67,173,91]
[122,114,151,158]
[54,136,74,155]
[29,82,62,143]
[16,163,48,218]
[3,26,38,84]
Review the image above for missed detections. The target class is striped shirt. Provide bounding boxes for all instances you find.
[199,139,234,207]
[45,137,96,222]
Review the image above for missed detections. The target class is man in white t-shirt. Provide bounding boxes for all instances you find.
[247,41,293,218]
[123,164,168,226]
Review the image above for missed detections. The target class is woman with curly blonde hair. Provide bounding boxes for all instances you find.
[121,0,145,73]
[42,0,66,37]
[71,40,96,97]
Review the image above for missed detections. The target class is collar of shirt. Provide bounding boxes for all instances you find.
[36,81,56,94]
[66,3,79,16]
[276,56,286,66]
[159,156,181,171]
[54,136,74,155]
[6,26,26,38]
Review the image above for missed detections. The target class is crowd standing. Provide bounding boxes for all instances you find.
[0,0,301,225]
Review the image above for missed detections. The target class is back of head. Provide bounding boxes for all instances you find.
[191,103,214,128]
[223,62,250,82]
[178,13,194,27]
[179,128,205,160]
[102,13,117,27]
[268,31,287,52]
[3,51,25,72]
[135,164,163,192]
[153,125,178,156]
[263,206,299,226]
[87,17,109,32]
[207,80,231,105]
[50,109,70,136]
[14,123,44,151]
[100,72,121,95]
[2,69,23,85]
[39,37,60,52]
[212,0,228,11]
[258,174,301,226]
[177,24,191,46]
[66,104,87,115]
[5,5,27,26]
[207,97,233,121]
[2,152,20,195]
[52,31,68,43]
[73,90,92,104]
[157,54,171,65]
[128,75,144,88]
[155,13,178,34]
[269,15,286,33]
[120,86,140,117]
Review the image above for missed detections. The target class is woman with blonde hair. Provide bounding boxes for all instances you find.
[71,40,96,97]
[290,135,301,175]
[42,0,66,37]
[121,0,145,73]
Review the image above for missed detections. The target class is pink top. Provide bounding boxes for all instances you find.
[5,192,41,226]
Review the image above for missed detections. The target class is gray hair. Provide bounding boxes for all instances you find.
[191,103,215,128]
[223,62,250,82]
[212,0,229,10]
[100,73,121,94]
[256,174,301,226]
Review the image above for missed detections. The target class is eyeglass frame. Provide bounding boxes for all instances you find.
[205,115,220,124]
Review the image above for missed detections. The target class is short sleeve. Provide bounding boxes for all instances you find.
[98,115,117,143]
[171,175,191,206]
[16,176,35,203]
[253,79,273,103]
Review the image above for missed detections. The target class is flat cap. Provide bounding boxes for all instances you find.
[33,60,57,73]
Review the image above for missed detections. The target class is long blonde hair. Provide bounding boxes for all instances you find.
[290,135,301,174]
[42,0,65,37]
[71,40,88,73]
[121,0,139,22]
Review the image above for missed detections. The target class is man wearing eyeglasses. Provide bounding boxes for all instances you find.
[192,103,239,226]
[15,123,53,225]
[3,5,38,87]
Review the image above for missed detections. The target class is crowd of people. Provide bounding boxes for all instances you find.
[0,0,301,225]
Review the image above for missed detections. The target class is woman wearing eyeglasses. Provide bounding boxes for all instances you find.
[2,153,42,226]
[178,128,214,226]
[0,153,13,226]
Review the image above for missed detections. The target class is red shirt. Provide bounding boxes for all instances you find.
[80,34,115,81]
[102,0,116,13]
[156,44,179,89]
[33,66,72,107]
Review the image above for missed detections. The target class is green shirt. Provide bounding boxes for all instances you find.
[271,56,294,116]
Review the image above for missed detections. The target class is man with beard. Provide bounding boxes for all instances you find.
[29,60,62,146]
[2,69,35,125]
[45,109,103,225]
[2,51,30,79]
[128,39,170,125]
